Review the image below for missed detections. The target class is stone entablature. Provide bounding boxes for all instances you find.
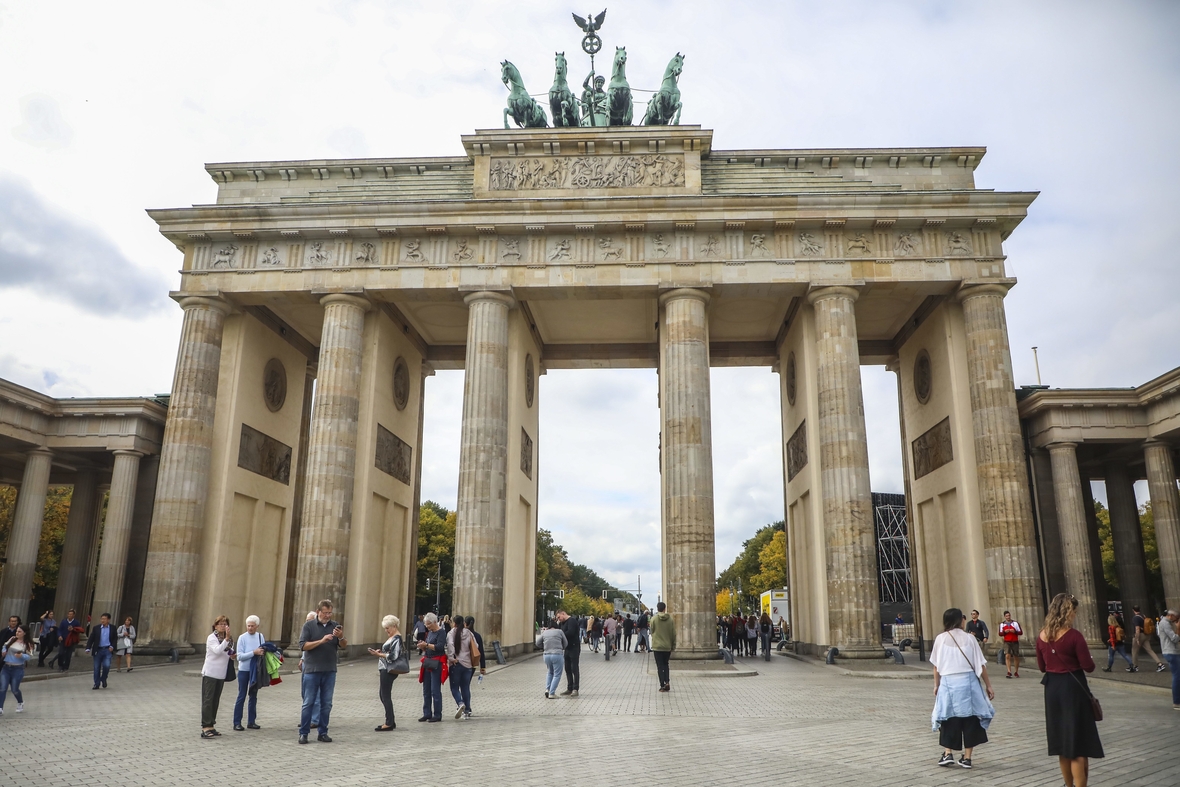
[1019,366,1180,450]
[0,378,167,464]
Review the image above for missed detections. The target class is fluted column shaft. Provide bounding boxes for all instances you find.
[808,286,880,657]
[1144,442,1180,612]
[138,297,230,649]
[0,449,54,621]
[1105,460,1150,615]
[957,284,1043,641]
[453,292,513,643]
[1048,443,1102,645]
[290,294,370,634]
[54,469,98,617]
[659,289,717,658]
[89,450,142,623]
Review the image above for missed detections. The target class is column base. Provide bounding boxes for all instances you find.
[834,644,886,660]
[135,642,196,659]
[670,647,721,660]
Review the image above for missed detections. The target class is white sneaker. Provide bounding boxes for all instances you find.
[0,708,4,715]
[15,703,23,713]
[454,705,465,719]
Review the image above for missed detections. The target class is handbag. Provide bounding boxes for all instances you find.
[1066,669,1103,722]
[225,659,236,682]
[387,637,410,675]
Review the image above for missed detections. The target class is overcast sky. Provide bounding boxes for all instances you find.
[2,1,1177,596]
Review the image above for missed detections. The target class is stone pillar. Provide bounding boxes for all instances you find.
[281,363,316,645]
[453,292,513,643]
[659,288,717,659]
[1144,442,1180,612]
[808,286,881,657]
[120,453,161,624]
[289,294,370,634]
[406,363,433,630]
[957,283,1043,640]
[53,469,98,617]
[89,450,142,623]
[1047,443,1103,645]
[0,449,53,621]
[1079,477,1109,632]
[138,296,230,649]
[1105,460,1151,615]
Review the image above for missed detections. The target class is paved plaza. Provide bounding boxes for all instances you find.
[1,646,1176,786]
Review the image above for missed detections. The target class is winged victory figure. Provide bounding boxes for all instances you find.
[572,9,607,35]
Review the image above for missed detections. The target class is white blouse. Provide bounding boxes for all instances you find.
[201,632,233,678]
[930,628,987,677]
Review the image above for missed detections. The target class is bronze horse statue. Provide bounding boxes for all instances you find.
[607,46,633,126]
[549,52,580,128]
[642,52,684,126]
[502,60,548,129]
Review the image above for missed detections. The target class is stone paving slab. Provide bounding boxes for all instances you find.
[0,645,1176,786]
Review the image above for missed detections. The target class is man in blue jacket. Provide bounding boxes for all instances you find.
[84,613,116,689]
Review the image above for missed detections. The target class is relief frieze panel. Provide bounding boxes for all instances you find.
[375,423,413,485]
[786,420,808,481]
[237,423,292,484]
[488,154,685,191]
[912,416,953,479]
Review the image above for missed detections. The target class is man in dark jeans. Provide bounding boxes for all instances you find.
[622,614,635,651]
[298,599,348,744]
[556,609,581,696]
[650,602,676,692]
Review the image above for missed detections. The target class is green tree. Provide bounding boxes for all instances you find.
[416,500,455,614]
[718,520,785,609]
[1094,499,1165,609]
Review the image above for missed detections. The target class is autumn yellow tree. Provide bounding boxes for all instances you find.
[749,530,787,596]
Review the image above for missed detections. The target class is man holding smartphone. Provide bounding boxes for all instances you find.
[298,600,347,744]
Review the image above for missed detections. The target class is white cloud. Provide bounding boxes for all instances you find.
[12,93,73,150]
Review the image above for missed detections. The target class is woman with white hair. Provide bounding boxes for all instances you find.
[367,615,404,730]
[232,614,266,731]
[416,612,447,722]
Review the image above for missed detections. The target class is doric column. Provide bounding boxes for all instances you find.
[138,296,230,649]
[406,363,433,632]
[0,449,53,621]
[957,283,1043,641]
[1079,476,1109,633]
[1047,443,1102,645]
[289,294,370,634]
[1144,442,1180,612]
[808,286,881,657]
[1104,460,1151,615]
[453,292,514,643]
[53,469,98,617]
[659,288,717,658]
[89,450,142,623]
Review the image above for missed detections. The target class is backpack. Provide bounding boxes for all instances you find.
[1144,617,1156,635]
[1114,625,1124,643]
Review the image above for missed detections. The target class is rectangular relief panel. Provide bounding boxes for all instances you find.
[786,420,808,481]
[520,427,534,480]
[911,417,953,479]
[237,424,292,484]
[488,155,685,191]
[375,424,413,485]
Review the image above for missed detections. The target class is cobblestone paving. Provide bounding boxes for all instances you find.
[1,646,1176,786]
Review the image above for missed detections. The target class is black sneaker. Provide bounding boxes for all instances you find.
[317,734,332,743]
[938,753,955,767]
[1157,663,1168,673]
[418,716,430,722]
[1101,667,1111,672]
[1127,666,1139,673]
[959,757,972,769]
[298,735,308,744]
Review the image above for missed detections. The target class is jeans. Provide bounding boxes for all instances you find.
[300,668,320,725]
[449,663,474,712]
[232,670,257,726]
[1165,654,1180,705]
[1106,643,1133,669]
[654,650,671,687]
[421,666,443,719]
[543,653,564,695]
[0,665,25,707]
[623,631,633,650]
[58,643,74,671]
[563,650,580,691]
[299,671,335,737]
[378,670,397,726]
[92,648,112,687]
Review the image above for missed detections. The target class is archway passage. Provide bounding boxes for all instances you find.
[132,125,1042,661]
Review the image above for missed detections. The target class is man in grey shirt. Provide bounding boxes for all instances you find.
[298,599,348,744]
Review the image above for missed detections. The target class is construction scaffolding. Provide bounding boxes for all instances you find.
[872,492,912,605]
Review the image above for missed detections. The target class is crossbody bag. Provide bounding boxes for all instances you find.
[1047,636,1103,722]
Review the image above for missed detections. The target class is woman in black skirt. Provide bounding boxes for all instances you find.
[1036,593,1103,787]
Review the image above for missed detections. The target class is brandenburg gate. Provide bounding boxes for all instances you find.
[131,118,1045,659]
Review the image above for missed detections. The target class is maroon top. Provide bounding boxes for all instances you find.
[1035,628,1095,674]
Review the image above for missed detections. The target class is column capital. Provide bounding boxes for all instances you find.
[955,279,1014,303]
[318,292,372,311]
[462,290,516,309]
[176,295,232,316]
[658,287,710,307]
[1047,441,1079,452]
[806,284,861,305]
[111,449,144,459]
[26,447,53,459]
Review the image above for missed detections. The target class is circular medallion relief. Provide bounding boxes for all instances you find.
[263,358,287,413]
[785,352,797,406]
[914,349,933,405]
[525,354,535,408]
[393,356,410,411]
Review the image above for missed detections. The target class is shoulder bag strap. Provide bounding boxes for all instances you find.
[948,631,976,673]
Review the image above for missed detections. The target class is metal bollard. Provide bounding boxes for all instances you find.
[826,647,839,665]
[884,646,905,665]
